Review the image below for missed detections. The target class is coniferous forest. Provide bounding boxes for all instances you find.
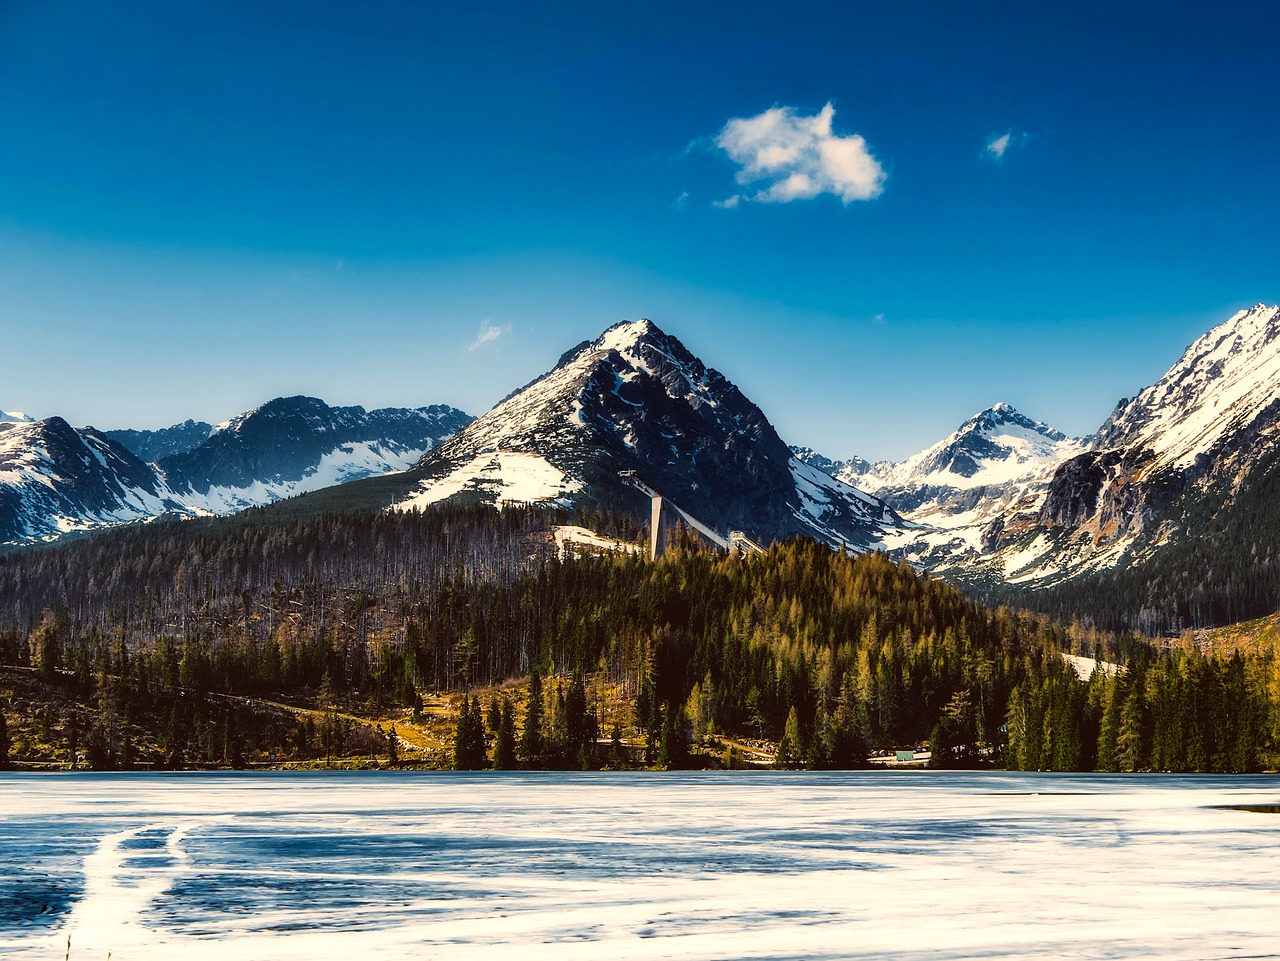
[0,504,1276,772]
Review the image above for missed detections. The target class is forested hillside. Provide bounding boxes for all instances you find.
[0,506,1275,772]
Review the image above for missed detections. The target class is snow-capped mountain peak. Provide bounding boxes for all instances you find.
[1094,303,1280,469]
[870,403,1082,494]
[1,410,35,424]
[395,318,903,549]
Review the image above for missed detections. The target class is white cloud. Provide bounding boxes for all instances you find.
[985,130,1027,160]
[714,102,885,205]
[467,320,511,352]
[674,190,690,209]
[712,194,741,209]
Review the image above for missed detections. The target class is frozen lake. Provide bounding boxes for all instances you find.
[2,771,1278,960]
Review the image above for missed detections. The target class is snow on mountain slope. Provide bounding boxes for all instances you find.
[0,399,473,546]
[174,439,449,515]
[796,404,1084,568]
[394,319,904,549]
[941,304,1280,587]
[400,451,582,511]
[0,418,177,543]
[790,447,879,485]
[864,403,1086,499]
[1094,304,1280,470]
[159,397,472,512]
[1,411,35,424]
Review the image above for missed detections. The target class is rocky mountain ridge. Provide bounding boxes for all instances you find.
[800,303,1280,590]
[0,398,471,545]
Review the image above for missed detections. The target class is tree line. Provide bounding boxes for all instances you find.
[0,505,1276,771]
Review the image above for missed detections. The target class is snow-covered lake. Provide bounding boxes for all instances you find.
[2,771,1278,960]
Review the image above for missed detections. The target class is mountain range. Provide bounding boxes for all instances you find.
[794,303,1280,599]
[0,399,471,544]
[5,304,1280,627]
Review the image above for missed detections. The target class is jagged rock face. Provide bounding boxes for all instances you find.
[1011,305,1280,575]
[1037,449,1132,528]
[398,319,902,548]
[0,418,173,543]
[105,420,214,462]
[962,305,1280,585]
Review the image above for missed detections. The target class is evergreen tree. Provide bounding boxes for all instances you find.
[1095,674,1121,772]
[453,694,488,770]
[775,707,802,769]
[0,711,10,771]
[1115,683,1147,772]
[520,669,544,768]
[386,724,399,767]
[658,701,690,770]
[492,697,518,769]
[828,671,869,768]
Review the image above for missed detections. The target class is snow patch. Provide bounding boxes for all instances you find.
[396,452,581,512]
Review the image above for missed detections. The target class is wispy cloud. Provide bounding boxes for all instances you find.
[985,130,1028,161]
[467,319,511,352]
[674,190,690,210]
[713,102,885,207]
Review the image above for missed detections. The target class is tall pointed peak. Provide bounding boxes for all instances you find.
[593,317,666,352]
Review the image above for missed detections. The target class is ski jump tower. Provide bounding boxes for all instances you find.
[618,471,763,561]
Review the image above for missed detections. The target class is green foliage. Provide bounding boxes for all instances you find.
[491,697,517,770]
[519,670,544,768]
[0,504,1275,772]
[452,694,488,770]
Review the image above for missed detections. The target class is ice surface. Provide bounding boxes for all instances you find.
[3,772,1279,961]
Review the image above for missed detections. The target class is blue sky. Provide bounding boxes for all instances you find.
[1,1,1277,460]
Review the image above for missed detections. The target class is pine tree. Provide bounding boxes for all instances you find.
[492,697,518,769]
[1116,685,1146,773]
[520,669,544,769]
[386,724,399,767]
[658,702,690,770]
[487,694,502,735]
[1095,675,1121,772]
[829,671,869,769]
[0,711,10,771]
[776,706,802,769]
[453,695,489,770]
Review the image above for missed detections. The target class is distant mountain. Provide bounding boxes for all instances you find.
[159,397,472,514]
[0,417,174,544]
[0,398,472,546]
[105,419,214,461]
[790,447,879,483]
[379,319,904,549]
[796,404,1085,569]
[1,411,35,424]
